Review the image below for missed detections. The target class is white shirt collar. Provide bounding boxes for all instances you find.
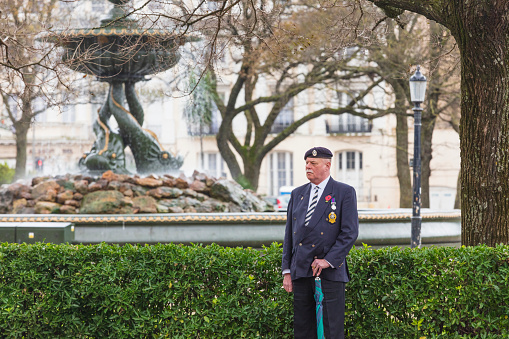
[313,175,330,191]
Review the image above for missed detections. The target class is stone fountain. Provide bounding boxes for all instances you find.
[56,0,184,175]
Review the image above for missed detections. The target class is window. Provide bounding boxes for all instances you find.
[325,92,372,134]
[61,105,76,123]
[326,113,371,133]
[268,152,293,196]
[271,98,294,133]
[203,152,226,178]
[187,93,224,136]
[336,151,364,201]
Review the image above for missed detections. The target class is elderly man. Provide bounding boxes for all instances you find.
[282,146,359,339]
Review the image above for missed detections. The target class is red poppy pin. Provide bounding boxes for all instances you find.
[325,195,332,202]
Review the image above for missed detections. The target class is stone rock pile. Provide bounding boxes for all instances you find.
[0,171,273,214]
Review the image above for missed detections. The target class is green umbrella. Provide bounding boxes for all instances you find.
[314,277,325,339]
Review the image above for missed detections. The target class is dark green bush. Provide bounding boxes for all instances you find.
[348,245,509,339]
[1,243,509,338]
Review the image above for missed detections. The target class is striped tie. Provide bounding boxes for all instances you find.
[305,186,319,226]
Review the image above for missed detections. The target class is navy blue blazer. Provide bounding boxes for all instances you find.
[282,178,359,282]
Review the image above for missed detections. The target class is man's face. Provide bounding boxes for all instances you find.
[305,158,331,185]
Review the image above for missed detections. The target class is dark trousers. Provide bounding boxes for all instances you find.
[292,277,345,339]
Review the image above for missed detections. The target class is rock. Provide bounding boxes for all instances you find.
[123,189,134,197]
[19,191,32,200]
[88,182,103,192]
[182,189,207,201]
[175,177,189,189]
[0,188,13,213]
[32,180,60,200]
[132,196,158,213]
[18,207,35,214]
[101,170,119,182]
[189,179,209,193]
[168,206,184,213]
[35,189,57,203]
[130,185,148,197]
[74,180,89,195]
[135,177,163,188]
[34,201,61,214]
[205,177,216,187]
[57,190,74,204]
[12,198,27,213]
[158,199,179,208]
[160,187,183,198]
[209,179,270,212]
[148,186,183,199]
[227,202,242,213]
[147,187,163,199]
[107,181,122,191]
[59,205,77,214]
[194,199,227,213]
[64,199,80,207]
[31,176,50,186]
[210,179,247,206]
[6,183,30,198]
[61,180,75,191]
[156,204,169,213]
[73,192,83,201]
[162,176,176,187]
[116,174,130,182]
[80,190,127,214]
[192,170,208,182]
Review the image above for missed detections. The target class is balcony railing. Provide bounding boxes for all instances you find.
[270,121,293,134]
[325,121,372,134]
[187,122,220,136]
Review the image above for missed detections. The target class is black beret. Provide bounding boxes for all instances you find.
[304,147,333,160]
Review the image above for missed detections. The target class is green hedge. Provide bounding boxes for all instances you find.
[1,243,509,338]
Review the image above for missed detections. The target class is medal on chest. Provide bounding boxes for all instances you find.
[328,211,337,223]
[331,197,336,210]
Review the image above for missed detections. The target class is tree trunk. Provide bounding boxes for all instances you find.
[396,110,412,207]
[13,122,29,180]
[421,99,437,208]
[243,154,261,191]
[454,170,461,209]
[454,18,509,246]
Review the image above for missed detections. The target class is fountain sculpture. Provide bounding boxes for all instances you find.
[56,0,184,174]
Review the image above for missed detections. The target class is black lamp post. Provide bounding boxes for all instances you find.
[409,65,427,248]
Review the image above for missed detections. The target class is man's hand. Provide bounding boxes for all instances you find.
[283,273,293,292]
[311,259,330,277]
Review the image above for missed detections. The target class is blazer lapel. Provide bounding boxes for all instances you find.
[306,178,334,230]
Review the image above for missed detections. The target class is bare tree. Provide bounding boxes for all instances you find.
[0,0,80,179]
[369,0,509,246]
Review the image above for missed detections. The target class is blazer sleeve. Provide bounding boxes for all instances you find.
[324,185,359,268]
[281,191,295,272]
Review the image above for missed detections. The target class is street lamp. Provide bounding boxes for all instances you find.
[409,65,427,248]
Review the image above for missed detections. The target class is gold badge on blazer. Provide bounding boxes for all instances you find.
[328,212,337,223]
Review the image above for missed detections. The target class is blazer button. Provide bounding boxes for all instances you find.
[321,232,323,235]
[294,218,296,220]
[312,244,315,247]
[314,256,317,259]
[299,243,302,246]
[294,231,296,234]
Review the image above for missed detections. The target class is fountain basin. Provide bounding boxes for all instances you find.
[0,209,461,247]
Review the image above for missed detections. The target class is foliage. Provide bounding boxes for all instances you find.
[0,162,15,185]
[183,70,215,133]
[348,244,509,338]
[1,243,509,338]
